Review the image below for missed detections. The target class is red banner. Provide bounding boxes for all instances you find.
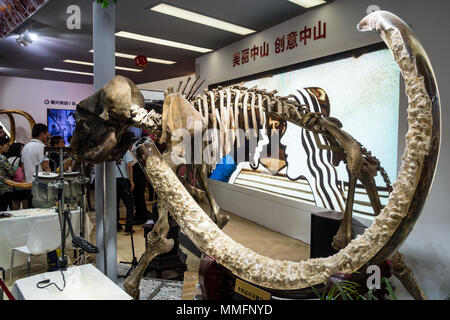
[233,20,327,67]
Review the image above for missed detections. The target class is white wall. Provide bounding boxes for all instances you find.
[209,179,324,244]
[197,0,450,299]
[0,75,93,144]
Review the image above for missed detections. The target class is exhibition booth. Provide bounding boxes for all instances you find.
[0,0,449,302]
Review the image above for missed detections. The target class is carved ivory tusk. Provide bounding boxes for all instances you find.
[136,11,440,290]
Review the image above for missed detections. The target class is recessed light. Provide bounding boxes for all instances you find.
[150,3,255,35]
[115,31,212,53]
[63,59,143,72]
[89,50,176,65]
[63,59,93,66]
[43,68,93,76]
[288,0,327,8]
[114,66,143,72]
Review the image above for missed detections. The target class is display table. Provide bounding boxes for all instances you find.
[0,208,91,270]
[11,264,132,300]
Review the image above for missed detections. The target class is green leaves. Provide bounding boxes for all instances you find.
[96,0,117,8]
[309,277,397,300]
[383,277,397,300]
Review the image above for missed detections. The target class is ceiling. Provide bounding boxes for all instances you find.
[0,0,330,85]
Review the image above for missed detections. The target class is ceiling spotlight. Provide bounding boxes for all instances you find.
[16,31,38,47]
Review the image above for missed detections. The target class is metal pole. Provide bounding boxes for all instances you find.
[93,2,117,282]
[102,162,107,275]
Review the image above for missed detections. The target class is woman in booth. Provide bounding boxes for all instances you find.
[0,137,15,211]
[7,142,28,210]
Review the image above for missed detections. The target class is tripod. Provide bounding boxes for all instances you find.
[42,146,99,269]
[119,230,140,278]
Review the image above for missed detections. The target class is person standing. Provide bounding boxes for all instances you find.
[7,142,24,166]
[116,149,135,234]
[48,135,65,172]
[0,126,8,139]
[7,142,28,210]
[21,123,51,206]
[0,137,15,211]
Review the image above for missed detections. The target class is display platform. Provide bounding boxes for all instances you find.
[11,264,132,300]
[0,208,91,269]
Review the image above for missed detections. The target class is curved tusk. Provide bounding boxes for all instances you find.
[137,10,440,291]
[6,113,15,143]
[0,175,32,189]
[0,110,36,142]
[358,10,441,265]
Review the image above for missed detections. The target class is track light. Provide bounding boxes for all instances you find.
[16,30,38,47]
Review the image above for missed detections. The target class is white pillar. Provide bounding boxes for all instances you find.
[93,1,117,282]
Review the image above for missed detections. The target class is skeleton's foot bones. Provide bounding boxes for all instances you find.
[391,251,427,300]
[123,202,174,299]
[123,236,174,299]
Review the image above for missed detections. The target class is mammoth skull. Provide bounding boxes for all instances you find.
[70,75,161,163]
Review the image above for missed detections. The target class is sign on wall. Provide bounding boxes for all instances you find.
[44,99,77,106]
[232,20,326,68]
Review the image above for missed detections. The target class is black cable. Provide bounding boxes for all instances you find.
[36,269,66,292]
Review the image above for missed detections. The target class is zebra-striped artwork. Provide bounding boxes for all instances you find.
[216,48,400,217]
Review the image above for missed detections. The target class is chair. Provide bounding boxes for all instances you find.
[9,216,61,281]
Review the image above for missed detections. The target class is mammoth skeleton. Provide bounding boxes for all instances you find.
[69,11,440,300]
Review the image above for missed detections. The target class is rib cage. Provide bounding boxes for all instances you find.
[190,83,315,163]
[166,78,392,193]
